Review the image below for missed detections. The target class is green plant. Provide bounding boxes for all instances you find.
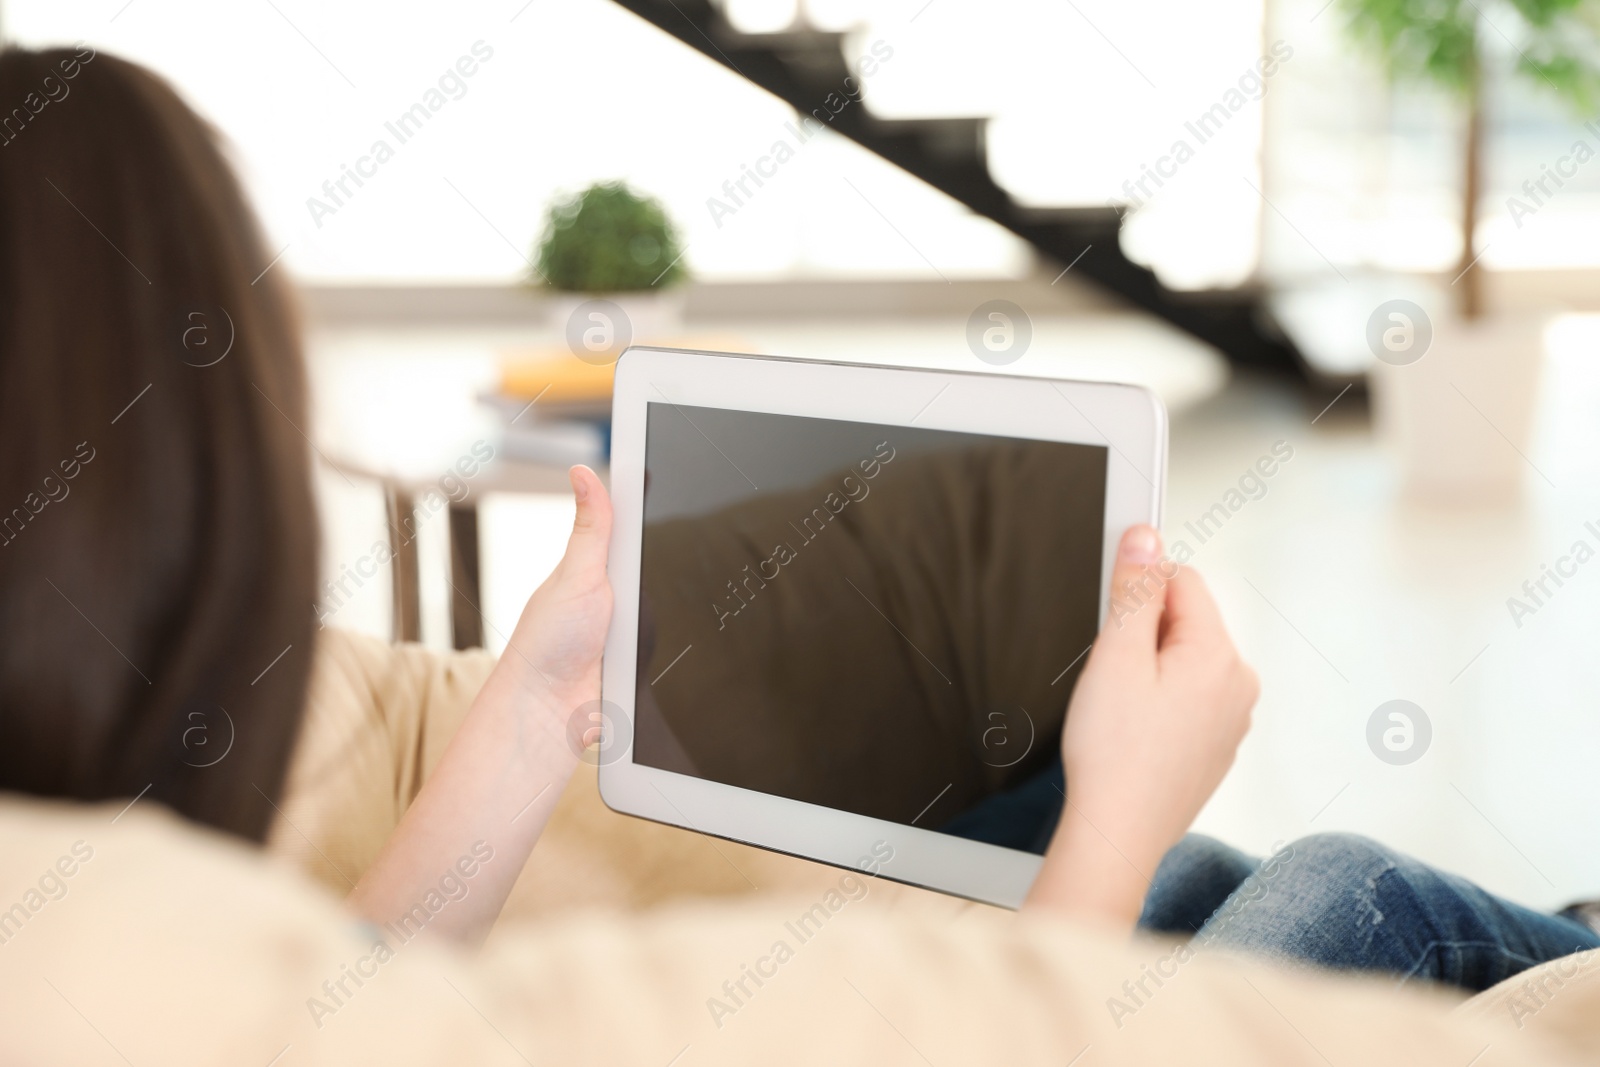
[532,181,687,292]
[1340,0,1600,318]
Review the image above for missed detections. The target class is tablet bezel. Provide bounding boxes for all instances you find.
[597,346,1167,908]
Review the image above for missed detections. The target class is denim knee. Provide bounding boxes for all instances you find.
[1204,832,1567,989]
[1263,833,1409,919]
[1197,832,1425,964]
[1156,834,1255,882]
[1284,832,1403,873]
[1140,834,1258,935]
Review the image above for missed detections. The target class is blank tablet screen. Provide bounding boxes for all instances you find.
[632,402,1107,855]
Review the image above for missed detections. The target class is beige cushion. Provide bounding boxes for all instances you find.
[265,629,1600,1062]
[1460,949,1600,1057]
[0,793,1585,1067]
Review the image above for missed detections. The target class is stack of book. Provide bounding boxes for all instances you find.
[482,348,615,467]
[483,335,752,468]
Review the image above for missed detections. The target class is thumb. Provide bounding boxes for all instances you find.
[1096,525,1170,661]
[557,465,612,581]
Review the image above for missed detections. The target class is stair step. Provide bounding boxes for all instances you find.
[608,0,1306,375]
[713,28,849,56]
[1011,205,1126,232]
[860,117,987,160]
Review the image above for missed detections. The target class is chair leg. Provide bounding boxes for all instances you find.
[386,485,422,643]
[448,503,484,651]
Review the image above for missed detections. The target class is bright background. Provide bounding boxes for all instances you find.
[9,0,1600,917]
[12,0,1600,287]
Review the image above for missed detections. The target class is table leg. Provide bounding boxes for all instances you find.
[386,485,422,643]
[448,503,484,650]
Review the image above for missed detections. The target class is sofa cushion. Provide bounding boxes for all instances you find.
[1460,948,1600,1058]
[5,793,1586,1067]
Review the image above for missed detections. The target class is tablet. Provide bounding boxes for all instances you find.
[597,347,1166,908]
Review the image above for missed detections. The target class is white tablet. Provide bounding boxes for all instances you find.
[597,346,1166,908]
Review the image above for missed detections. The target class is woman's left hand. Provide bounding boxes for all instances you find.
[499,464,614,719]
[349,465,616,944]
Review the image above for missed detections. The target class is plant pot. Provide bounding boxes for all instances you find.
[546,289,687,356]
[1368,312,1547,503]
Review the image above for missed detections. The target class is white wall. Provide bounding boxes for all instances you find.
[6,0,1268,288]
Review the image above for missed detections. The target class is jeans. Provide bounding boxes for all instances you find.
[1138,833,1600,993]
[938,759,1063,854]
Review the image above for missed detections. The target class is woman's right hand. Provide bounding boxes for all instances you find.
[1025,525,1258,928]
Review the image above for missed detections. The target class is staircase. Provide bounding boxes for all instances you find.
[610,0,1306,375]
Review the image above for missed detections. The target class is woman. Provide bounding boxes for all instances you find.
[0,40,608,943]
[0,40,1250,946]
[0,46,1585,1065]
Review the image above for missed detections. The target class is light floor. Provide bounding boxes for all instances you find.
[1172,321,1600,912]
[309,311,1600,912]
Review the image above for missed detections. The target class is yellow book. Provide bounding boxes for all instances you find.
[496,335,753,407]
[498,347,617,405]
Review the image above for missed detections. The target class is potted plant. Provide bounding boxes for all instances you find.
[1342,0,1600,498]
[531,181,689,355]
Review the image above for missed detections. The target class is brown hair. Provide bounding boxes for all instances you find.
[0,46,318,841]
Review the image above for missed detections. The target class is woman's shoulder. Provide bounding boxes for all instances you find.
[302,627,495,760]
[310,627,496,705]
[266,629,496,891]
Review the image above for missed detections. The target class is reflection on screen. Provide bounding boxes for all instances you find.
[633,403,1107,855]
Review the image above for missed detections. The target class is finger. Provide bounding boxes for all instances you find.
[1158,565,1230,656]
[557,465,612,580]
[1097,525,1170,660]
